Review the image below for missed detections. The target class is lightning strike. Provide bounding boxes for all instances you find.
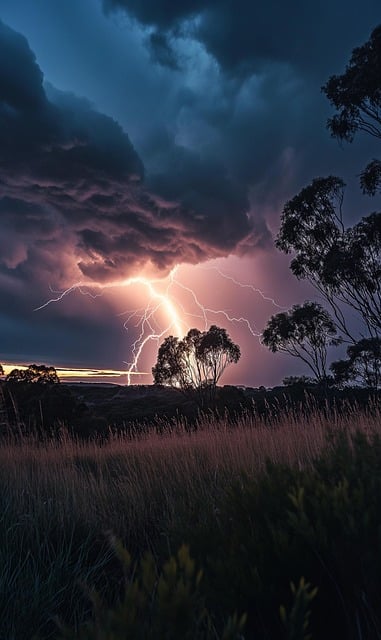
[202,266,287,309]
[169,271,261,336]
[35,264,283,384]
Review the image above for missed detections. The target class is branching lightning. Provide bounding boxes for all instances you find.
[202,266,285,309]
[35,264,284,384]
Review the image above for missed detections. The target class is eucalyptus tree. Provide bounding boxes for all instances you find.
[330,337,381,390]
[272,24,381,389]
[323,24,381,196]
[262,302,341,383]
[152,325,240,407]
[323,25,381,144]
[276,178,381,340]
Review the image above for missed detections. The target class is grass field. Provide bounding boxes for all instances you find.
[1,402,381,639]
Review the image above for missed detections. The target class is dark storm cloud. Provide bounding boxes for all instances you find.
[0,20,266,290]
[103,0,380,76]
[147,31,180,70]
[102,0,205,30]
[102,0,381,202]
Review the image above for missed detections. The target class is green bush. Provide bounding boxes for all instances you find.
[59,543,246,640]
[166,430,381,639]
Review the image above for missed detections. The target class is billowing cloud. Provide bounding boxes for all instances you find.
[0,19,266,292]
[102,0,379,76]
[100,0,380,235]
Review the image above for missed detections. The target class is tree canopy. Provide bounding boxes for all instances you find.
[276,177,381,340]
[152,325,240,406]
[262,302,340,383]
[270,24,381,389]
[323,24,381,144]
[323,24,381,197]
[330,338,381,390]
[6,364,60,385]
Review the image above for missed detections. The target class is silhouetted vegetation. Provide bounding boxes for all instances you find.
[276,177,381,344]
[6,364,60,385]
[331,337,381,389]
[152,325,240,408]
[1,378,380,442]
[323,25,381,141]
[262,302,340,383]
[272,23,381,389]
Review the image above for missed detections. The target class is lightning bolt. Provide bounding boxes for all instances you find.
[168,269,261,337]
[35,264,284,384]
[202,266,286,310]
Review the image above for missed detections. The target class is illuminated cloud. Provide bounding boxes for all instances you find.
[0,20,268,292]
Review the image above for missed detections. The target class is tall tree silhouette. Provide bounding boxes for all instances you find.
[273,24,381,388]
[262,302,340,383]
[276,179,381,340]
[152,325,240,407]
[323,24,381,195]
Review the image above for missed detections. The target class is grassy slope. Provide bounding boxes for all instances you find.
[0,404,380,638]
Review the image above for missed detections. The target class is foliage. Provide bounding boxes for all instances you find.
[360,158,381,196]
[322,24,381,144]
[331,337,381,389]
[276,177,381,340]
[275,24,381,366]
[0,364,3,376]
[0,408,381,638]
[282,376,317,388]
[279,578,318,640]
[262,302,340,382]
[59,543,246,640]
[170,430,381,639]
[152,325,240,407]
[6,363,60,384]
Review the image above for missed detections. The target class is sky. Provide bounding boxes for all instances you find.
[0,0,380,386]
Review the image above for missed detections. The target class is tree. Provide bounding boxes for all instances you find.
[330,337,381,389]
[360,158,381,196]
[0,365,3,376]
[282,375,316,388]
[323,25,381,144]
[323,25,381,196]
[152,325,240,407]
[276,177,381,340]
[273,24,381,385]
[262,302,340,383]
[6,364,60,385]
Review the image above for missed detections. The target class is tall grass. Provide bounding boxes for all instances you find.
[0,403,380,638]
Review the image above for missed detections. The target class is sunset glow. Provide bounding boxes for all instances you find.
[1,363,143,383]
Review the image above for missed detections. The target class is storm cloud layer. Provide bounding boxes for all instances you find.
[102,0,380,220]
[103,0,379,76]
[0,19,264,291]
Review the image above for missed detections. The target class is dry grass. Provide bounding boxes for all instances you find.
[1,402,379,540]
[0,402,380,638]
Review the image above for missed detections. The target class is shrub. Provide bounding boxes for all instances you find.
[59,543,246,640]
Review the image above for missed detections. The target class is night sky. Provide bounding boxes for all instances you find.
[0,0,380,386]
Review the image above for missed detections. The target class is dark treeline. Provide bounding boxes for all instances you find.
[1,377,379,441]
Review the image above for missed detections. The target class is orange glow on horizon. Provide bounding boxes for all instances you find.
[0,363,148,382]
